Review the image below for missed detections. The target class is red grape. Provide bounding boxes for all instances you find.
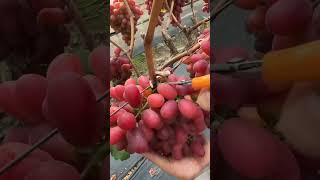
[90,45,108,83]
[218,118,279,178]
[126,127,149,153]
[157,83,177,100]
[124,84,141,108]
[142,109,163,129]
[110,126,126,145]
[46,72,103,147]
[47,53,84,80]
[117,112,136,130]
[24,160,81,180]
[15,74,47,124]
[178,99,198,119]
[265,0,312,35]
[147,93,165,108]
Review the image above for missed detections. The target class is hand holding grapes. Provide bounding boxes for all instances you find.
[143,138,210,180]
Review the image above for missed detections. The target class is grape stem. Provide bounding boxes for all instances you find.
[144,0,165,84]
[110,39,140,77]
[0,128,59,177]
[211,0,234,22]
[135,102,149,118]
[190,0,199,30]
[64,0,95,50]
[164,0,192,45]
[159,36,209,70]
[123,0,136,57]
[161,0,179,55]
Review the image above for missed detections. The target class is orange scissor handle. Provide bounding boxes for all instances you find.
[262,40,320,91]
[191,74,210,90]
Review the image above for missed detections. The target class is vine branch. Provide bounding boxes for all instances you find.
[64,0,95,50]
[110,39,140,77]
[123,0,135,57]
[144,0,165,83]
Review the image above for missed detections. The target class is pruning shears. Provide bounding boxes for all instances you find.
[170,40,320,91]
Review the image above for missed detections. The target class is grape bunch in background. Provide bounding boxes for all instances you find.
[185,28,210,78]
[145,0,186,26]
[110,28,210,160]
[0,0,72,64]
[211,0,320,179]
[110,0,143,45]
[0,45,107,179]
[111,47,133,85]
[202,0,209,13]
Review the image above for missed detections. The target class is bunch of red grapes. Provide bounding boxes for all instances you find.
[110,47,133,85]
[0,0,71,64]
[145,0,185,26]
[110,0,143,45]
[185,28,210,77]
[110,74,209,159]
[110,27,211,160]
[0,45,107,179]
[211,0,320,179]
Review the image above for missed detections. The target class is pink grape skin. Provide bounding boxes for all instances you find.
[200,39,210,56]
[46,53,84,80]
[117,112,136,130]
[110,126,126,145]
[114,85,125,101]
[110,106,126,126]
[147,93,165,108]
[168,74,177,82]
[114,139,127,151]
[175,127,187,144]
[217,118,279,179]
[125,78,136,86]
[46,72,103,147]
[138,75,150,89]
[138,121,154,142]
[0,142,53,180]
[24,160,81,180]
[15,74,47,124]
[175,85,193,96]
[157,83,177,100]
[190,53,205,63]
[265,142,300,180]
[178,99,198,119]
[156,126,171,140]
[124,84,141,108]
[114,47,121,56]
[190,140,205,157]
[183,144,192,156]
[265,0,312,36]
[172,144,183,160]
[192,59,208,73]
[142,109,163,129]
[126,128,150,153]
[160,100,178,120]
[89,45,108,83]
[193,107,207,133]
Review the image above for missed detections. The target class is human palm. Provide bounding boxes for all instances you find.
[143,139,210,180]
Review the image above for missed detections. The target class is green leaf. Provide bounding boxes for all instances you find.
[110,146,130,161]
